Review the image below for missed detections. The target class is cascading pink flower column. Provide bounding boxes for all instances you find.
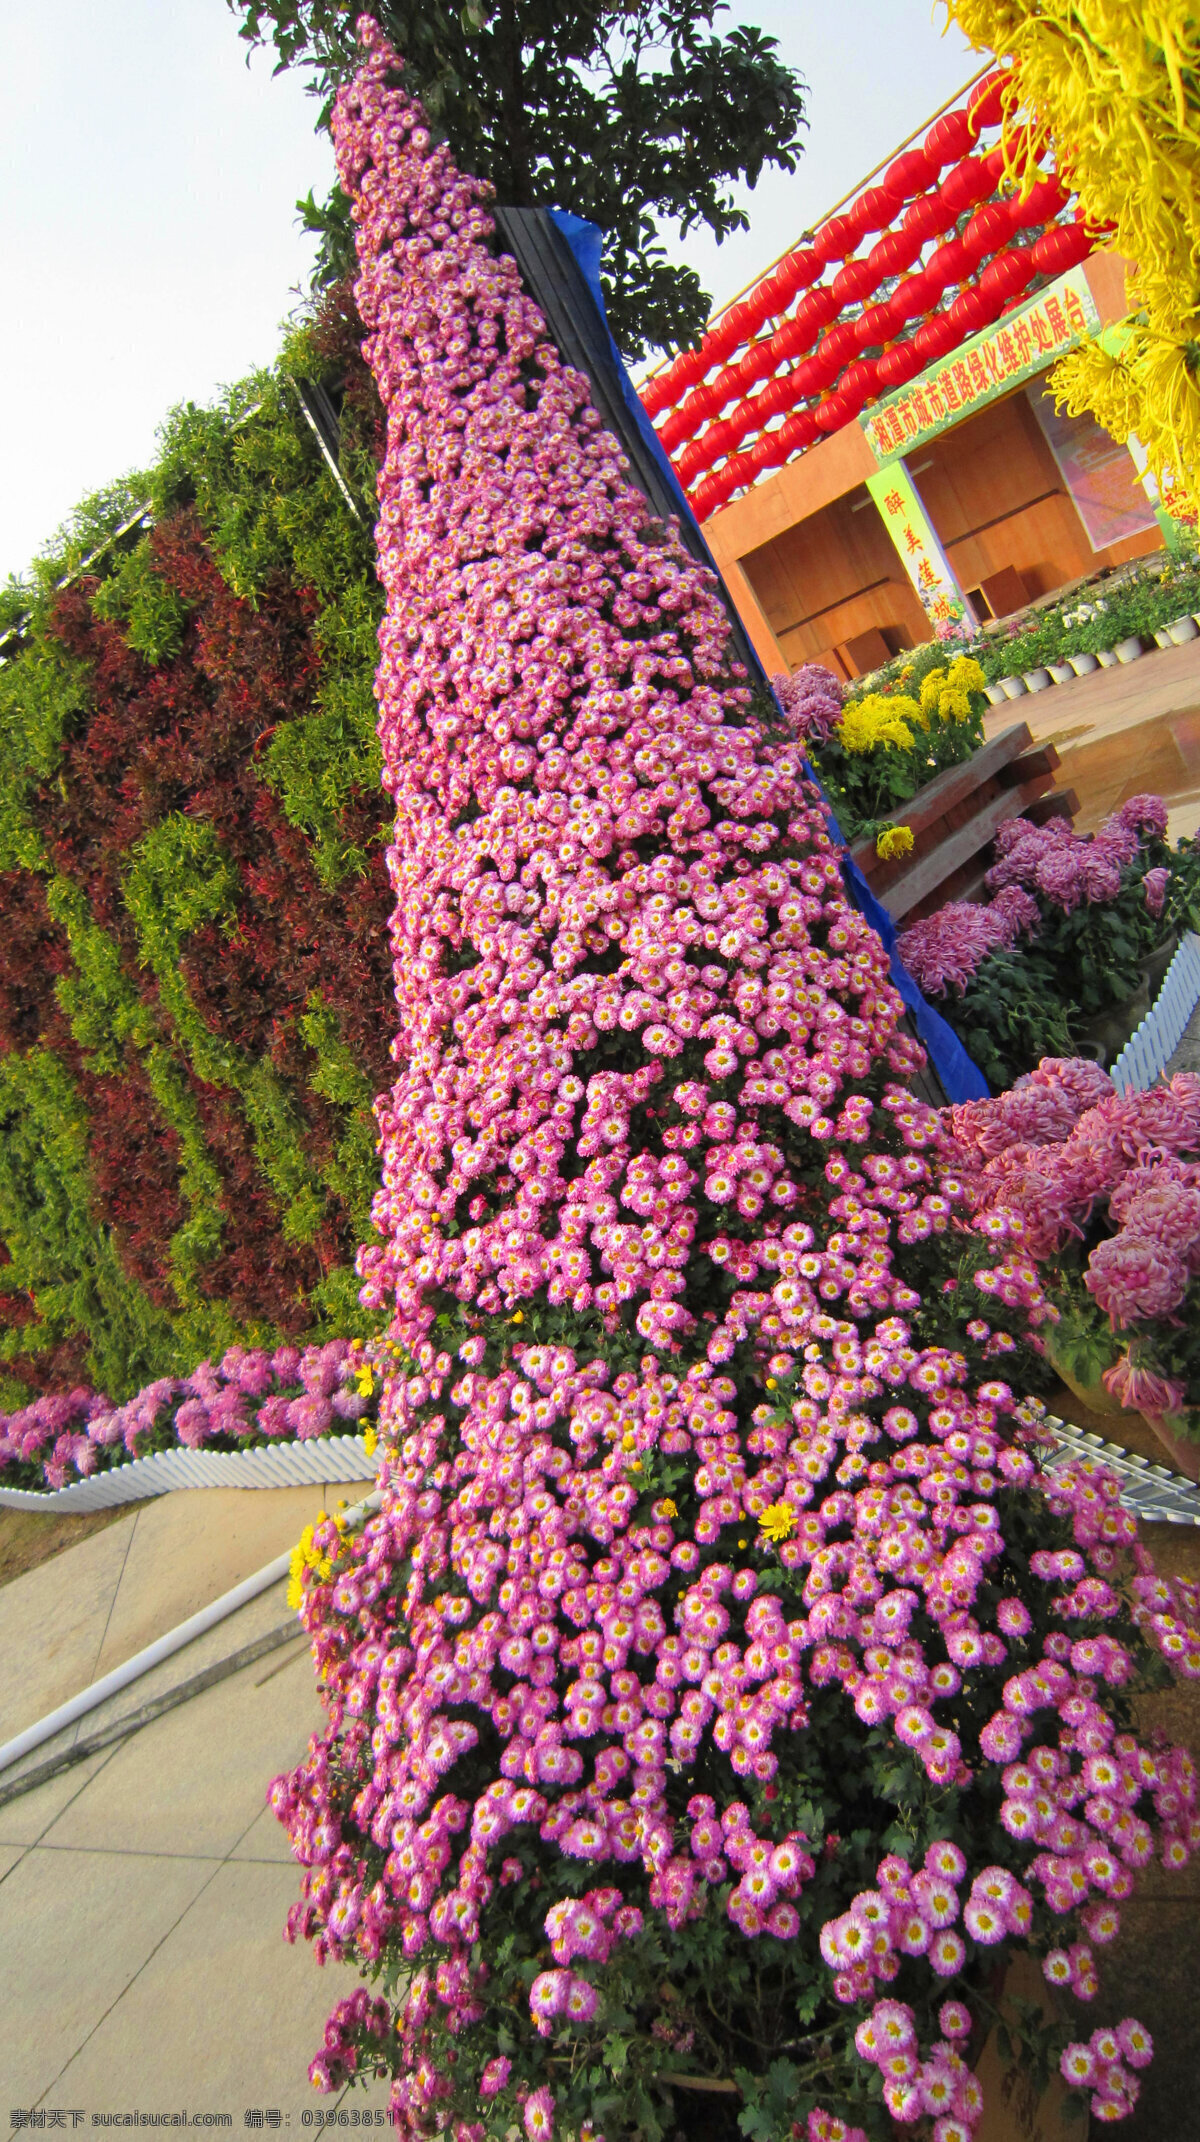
[268,25,1200,2140]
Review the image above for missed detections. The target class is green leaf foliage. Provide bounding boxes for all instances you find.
[0,289,392,1401]
[229,0,808,360]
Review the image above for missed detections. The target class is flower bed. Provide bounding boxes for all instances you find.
[850,554,1200,706]
[264,29,1200,2142]
[775,663,1071,933]
[0,1337,386,1494]
[898,797,1191,1088]
[943,1059,1200,1468]
[776,657,990,850]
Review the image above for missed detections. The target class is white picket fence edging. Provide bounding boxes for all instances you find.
[1109,930,1200,1094]
[0,1431,377,1513]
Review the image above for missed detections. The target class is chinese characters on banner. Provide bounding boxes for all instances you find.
[860,266,1102,464]
[1125,432,1198,554]
[865,462,973,631]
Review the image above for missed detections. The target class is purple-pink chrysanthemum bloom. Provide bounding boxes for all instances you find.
[1085,1233,1189,1325]
[1143,866,1170,919]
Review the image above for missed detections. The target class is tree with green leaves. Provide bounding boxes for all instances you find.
[230,0,807,361]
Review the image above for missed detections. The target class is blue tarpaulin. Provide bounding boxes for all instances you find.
[548,211,989,1105]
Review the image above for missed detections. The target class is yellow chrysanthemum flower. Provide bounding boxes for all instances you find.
[947,655,984,695]
[919,668,947,716]
[938,686,974,724]
[836,692,920,754]
[944,0,1200,515]
[759,1501,798,1543]
[287,1521,335,1609]
[362,1422,378,1458]
[876,824,915,860]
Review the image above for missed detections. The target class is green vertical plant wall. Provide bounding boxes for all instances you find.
[0,290,392,1404]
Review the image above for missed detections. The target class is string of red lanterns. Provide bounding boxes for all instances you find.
[642,70,1105,523]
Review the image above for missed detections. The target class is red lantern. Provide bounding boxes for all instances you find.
[1011,174,1071,228]
[1005,121,1051,169]
[778,409,820,454]
[840,357,878,405]
[948,286,988,336]
[814,390,853,433]
[775,315,814,362]
[902,192,950,245]
[799,343,844,395]
[770,248,820,306]
[966,69,1010,137]
[723,448,759,491]
[854,299,900,349]
[754,267,792,317]
[742,339,781,389]
[831,256,880,307]
[911,312,958,366]
[787,354,827,398]
[691,474,723,520]
[884,147,936,202]
[754,373,796,421]
[890,270,933,323]
[649,357,696,417]
[875,339,923,391]
[703,318,741,367]
[839,195,876,247]
[701,417,740,461]
[855,184,897,234]
[1031,219,1093,276]
[867,227,923,281]
[925,107,973,168]
[820,319,861,368]
[978,246,1035,305]
[708,366,741,413]
[675,439,708,484]
[939,154,991,218]
[962,198,1017,259]
[793,285,841,342]
[812,212,860,265]
[926,234,971,291]
[657,408,691,453]
[740,434,777,478]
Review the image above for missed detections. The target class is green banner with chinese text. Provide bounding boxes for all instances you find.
[860,264,1101,464]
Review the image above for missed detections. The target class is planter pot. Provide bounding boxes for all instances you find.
[1096,648,1120,667]
[1140,1410,1200,1483]
[1022,666,1053,691]
[1141,930,1180,1001]
[1042,1329,1127,1419]
[983,681,1008,706]
[997,674,1027,698]
[1168,613,1199,644]
[1115,635,1146,662]
[1046,659,1075,683]
[1077,974,1151,1067]
[1067,652,1099,676]
[1153,626,1174,649]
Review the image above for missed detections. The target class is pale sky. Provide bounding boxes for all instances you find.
[0,0,982,585]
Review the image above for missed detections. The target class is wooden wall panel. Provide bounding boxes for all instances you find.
[916,388,1161,606]
[739,487,929,675]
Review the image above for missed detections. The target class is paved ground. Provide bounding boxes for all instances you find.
[0,1476,393,2124]
[982,633,1200,839]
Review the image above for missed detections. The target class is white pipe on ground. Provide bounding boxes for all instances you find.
[0,1489,381,1777]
